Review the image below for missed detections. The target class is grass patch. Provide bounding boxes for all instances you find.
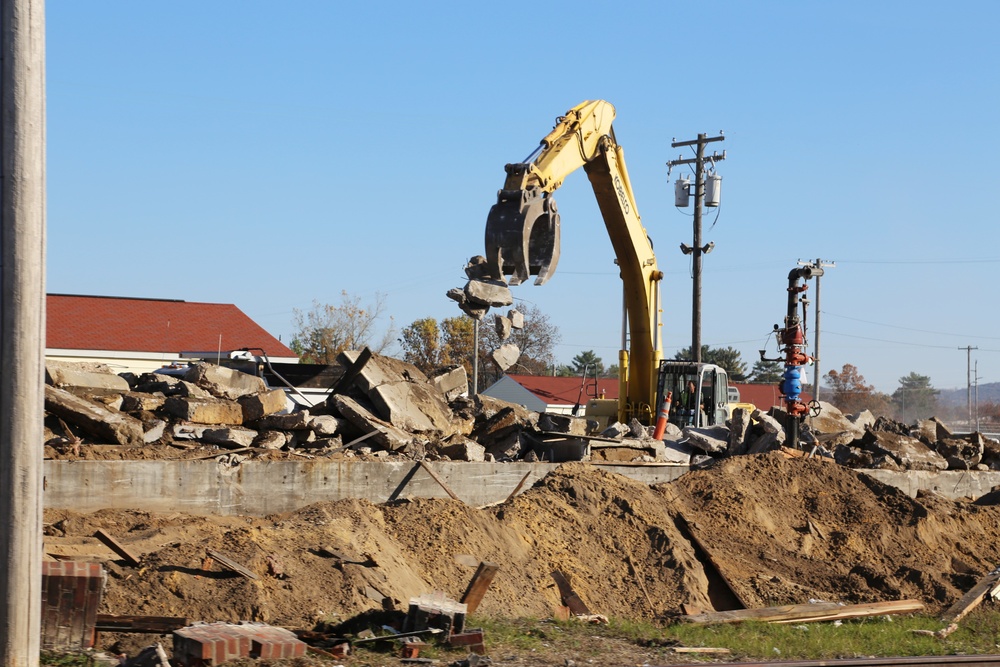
[463,608,1000,662]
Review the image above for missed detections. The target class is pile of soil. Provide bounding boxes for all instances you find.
[42,453,1000,655]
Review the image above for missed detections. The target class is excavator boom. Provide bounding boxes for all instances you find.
[483,100,664,423]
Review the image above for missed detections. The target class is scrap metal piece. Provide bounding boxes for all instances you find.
[484,184,560,286]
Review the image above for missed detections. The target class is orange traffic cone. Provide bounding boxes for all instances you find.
[652,390,673,440]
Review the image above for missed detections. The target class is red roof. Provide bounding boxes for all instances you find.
[507,374,619,405]
[46,294,295,358]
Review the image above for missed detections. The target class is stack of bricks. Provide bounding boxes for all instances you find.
[173,621,306,666]
[40,561,105,651]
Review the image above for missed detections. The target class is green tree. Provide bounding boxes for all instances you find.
[440,316,475,371]
[674,345,748,381]
[823,363,891,416]
[290,292,395,364]
[892,372,939,422]
[570,350,604,377]
[749,359,784,384]
[399,317,441,374]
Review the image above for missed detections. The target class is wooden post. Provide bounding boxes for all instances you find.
[0,0,46,665]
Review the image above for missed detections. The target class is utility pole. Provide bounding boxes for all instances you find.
[1,0,46,665]
[797,258,835,403]
[668,133,725,363]
[959,345,978,432]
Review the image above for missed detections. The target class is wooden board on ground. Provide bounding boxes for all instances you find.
[94,529,141,567]
[941,565,1000,623]
[205,549,258,580]
[680,599,924,625]
[460,561,499,614]
[550,570,591,616]
[95,614,188,633]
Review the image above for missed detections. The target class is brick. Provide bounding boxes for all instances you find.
[40,561,105,651]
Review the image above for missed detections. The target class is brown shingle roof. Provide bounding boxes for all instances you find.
[46,294,295,358]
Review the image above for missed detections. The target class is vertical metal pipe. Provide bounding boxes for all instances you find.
[472,318,479,395]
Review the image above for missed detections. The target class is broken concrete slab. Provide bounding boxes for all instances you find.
[860,429,948,471]
[184,362,267,400]
[330,394,414,451]
[238,388,288,423]
[202,427,259,449]
[805,402,864,447]
[44,385,145,446]
[370,381,456,435]
[438,435,487,462]
[431,365,468,402]
[142,419,167,445]
[121,392,167,413]
[494,314,512,341]
[253,430,288,450]
[538,413,592,437]
[491,343,520,372]
[727,408,751,456]
[683,425,730,455]
[308,414,341,437]
[46,362,131,395]
[464,278,513,308]
[938,436,984,469]
[257,411,312,431]
[163,397,243,425]
[464,255,493,281]
[508,309,524,329]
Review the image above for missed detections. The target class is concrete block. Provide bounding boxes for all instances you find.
[257,410,311,430]
[727,407,751,456]
[862,429,948,471]
[46,362,130,395]
[494,314,512,340]
[491,343,520,372]
[371,381,456,435]
[464,278,512,307]
[431,365,468,402]
[121,392,166,413]
[683,425,730,454]
[508,308,524,329]
[464,255,492,280]
[538,412,591,436]
[203,427,259,449]
[253,430,288,450]
[308,414,341,436]
[164,397,243,425]
[184,362,267,400]
[439,435,486,462]
[331,395,413,451]
[143,419,168,444]
[238,388,288,423]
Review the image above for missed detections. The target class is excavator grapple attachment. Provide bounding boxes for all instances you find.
[484,187,560,286]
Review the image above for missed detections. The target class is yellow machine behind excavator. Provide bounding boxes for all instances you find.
[484,100,732,428]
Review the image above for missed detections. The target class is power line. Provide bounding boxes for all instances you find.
[825,312,1000,342]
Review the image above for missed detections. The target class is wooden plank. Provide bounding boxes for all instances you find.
[503,471,533,504]
[205,549,258,580]
[680,599,924,625]
[94,529,141,567]
[95,614,187,633]
[550,570,591,616]
[460,561,499,614]
[672,647,731,654]
[941,565,1000,623]
[419,461,461,502]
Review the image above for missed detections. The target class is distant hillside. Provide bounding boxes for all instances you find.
[937,382,1000,406]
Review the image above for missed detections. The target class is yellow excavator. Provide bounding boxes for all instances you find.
[484,100,731,428]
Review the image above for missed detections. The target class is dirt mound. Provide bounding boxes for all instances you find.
[665,453,1000,608]
[43,454,1000,656]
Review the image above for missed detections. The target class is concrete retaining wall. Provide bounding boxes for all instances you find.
[42,461,1000,517]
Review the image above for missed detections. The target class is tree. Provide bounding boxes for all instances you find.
[674,345,748,381]
[399,317,441,374]
[570,350,604,377]
[823,363,891,416]
[398,315,477,379]
[748,359,784,384]
[892,372,939,423]
[290,292,396,364]
[477,303,560,387]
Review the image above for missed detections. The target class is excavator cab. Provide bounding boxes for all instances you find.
[657,361,730,429]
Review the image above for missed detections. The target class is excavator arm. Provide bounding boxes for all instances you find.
[484,100,664,423]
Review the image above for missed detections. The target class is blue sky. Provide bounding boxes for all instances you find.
[46,2,1000,393]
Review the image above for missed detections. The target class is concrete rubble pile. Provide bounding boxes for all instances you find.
[43,357,999,471]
